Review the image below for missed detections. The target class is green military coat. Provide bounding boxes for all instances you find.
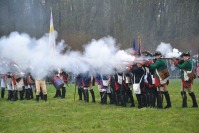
[176,60,192,80]
[149,58,167,76]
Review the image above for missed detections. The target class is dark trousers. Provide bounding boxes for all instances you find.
[136,94,142,108]
[1,88,5,98]
[146,88,157,108]
[126,88,135,107]
[19,90,24,100]
[90,89,95,102]
[61,87,66,98]
[7,90,13,101]
[13,90,18,101]
[115,90,120,106]
[78,87,85,100]
[120,86,126,107]
[27,89,34,100]
[54,89,61,98]
[110,86,117,105]
[156,91,163,109]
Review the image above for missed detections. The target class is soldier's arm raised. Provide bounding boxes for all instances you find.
[149,60,160,70]
[176,61,189,69]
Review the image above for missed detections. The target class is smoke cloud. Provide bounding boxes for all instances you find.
[156,42,182,58]
[0,32,134,79]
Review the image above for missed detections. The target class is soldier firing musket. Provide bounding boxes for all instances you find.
[173,52,198,108]
[145,51,171,109]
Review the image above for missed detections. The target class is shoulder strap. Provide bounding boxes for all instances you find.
[139,74,144,84]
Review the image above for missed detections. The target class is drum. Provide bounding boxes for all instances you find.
[51,76,64,89]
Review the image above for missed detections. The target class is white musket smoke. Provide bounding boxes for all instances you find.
[156,42,182,58]
[0,32,135,78]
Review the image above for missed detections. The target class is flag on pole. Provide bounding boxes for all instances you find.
[137,36,142,56]
[49,8,56,49]
[131,37,137,55]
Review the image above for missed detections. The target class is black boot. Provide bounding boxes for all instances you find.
[40,92,43,100]
[13,90,17,101]
[84,89,89,102]
[57,89,61,97]
[61,87,66,98]
[30,90,34,99]
[82,88,86,101]
[121,95,126,107]
[22,87,25,99]
[141,94,147,108]
[21,89,25,100]
[78,87,82,100]
[136,94,142,109]
[125,93,129,103]
[163,91,171,109]
[157,91,163,109]
[102,91,107,105]
[36,95,39,102]
[25,89,28,99]
[189,92,198,108]
[146,93,150,107]
[16,90,18,100]
[24,89,28,99]
[1,88,5,98]
[53,89,58,98]
[116,92,121,106]
[181,91,187,108]
[150,93,155,108]
[43,94,47,102]
[90,89,95,103]
[54,89,61,98]
[127,89,135,107]
[19,91,24,100]
[27,89,30,100]
[7,90,11,101]
[114,93,119,106]
[107,93,113,104]
[100,92,103,104]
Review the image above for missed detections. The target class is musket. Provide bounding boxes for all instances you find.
[161,57,179,60]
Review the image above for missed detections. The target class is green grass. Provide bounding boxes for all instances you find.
[0,79,199,133]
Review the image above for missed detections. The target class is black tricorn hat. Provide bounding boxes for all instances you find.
[154,51,162,56]
[180,52,190,57]
[142,50,153,57]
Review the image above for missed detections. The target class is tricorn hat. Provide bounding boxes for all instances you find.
[180,52,190,57]
[154,51,162,56]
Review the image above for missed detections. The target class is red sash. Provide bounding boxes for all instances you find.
[11,77,16,85]
[114,81,120,91]
[26,77,31,85]
[16,78,21,83]
[62,75,68,83]
[154,75,160,87]
[182,80,192,88]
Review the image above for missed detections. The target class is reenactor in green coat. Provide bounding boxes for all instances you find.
[146,51,171,109]
[173,52,198,108]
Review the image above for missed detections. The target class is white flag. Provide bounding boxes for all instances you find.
[49,9,56,49]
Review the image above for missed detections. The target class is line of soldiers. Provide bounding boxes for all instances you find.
[0,72,46,102]
[1,51,198,108]
[75,51,198,108]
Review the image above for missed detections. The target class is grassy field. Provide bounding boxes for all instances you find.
[0,79,199,133]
